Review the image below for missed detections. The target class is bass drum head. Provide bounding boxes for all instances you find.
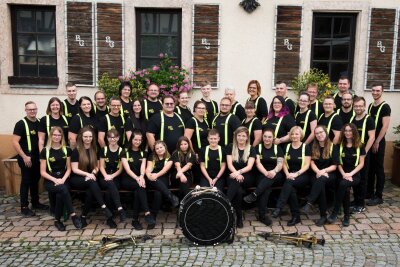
[179,189,235,245]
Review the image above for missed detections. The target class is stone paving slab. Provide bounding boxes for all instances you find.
[0,180,400,265]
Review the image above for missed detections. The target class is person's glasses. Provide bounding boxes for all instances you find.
[26,108,37,112]
[164,103,174,106]
[110,104,121,107]
[220,104,230,107]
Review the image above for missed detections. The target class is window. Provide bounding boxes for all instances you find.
[9,5,58,85]
[136,9,181,69]
[311,13,357,83]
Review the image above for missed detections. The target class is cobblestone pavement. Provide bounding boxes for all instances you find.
[1,181,400,266]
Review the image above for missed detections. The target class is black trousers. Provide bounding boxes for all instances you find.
[98,175,122,210]
[120,174,150,219]
[333,173,360,216]
[69,174,106,215]
[255,172,284,217]
[354,152,370,206]
[18,156,40,208]
[146,175,171,216]
[44,179,74,221]
[276,173,310,217]
[170,170,193,199]
[226,172,256,218]
[367,140,385,199]
[308,173,336,217]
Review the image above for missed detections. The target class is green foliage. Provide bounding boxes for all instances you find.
[291,69,338,101]
[394,125,400,147]
[97,73,121,102]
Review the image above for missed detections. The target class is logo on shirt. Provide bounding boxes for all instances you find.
[168,126,174,131]
[105,158,110,163]
[30,130,36,135]
[49,157,56,162]
[128,158,133,163]
[149,109,154,114]
[66,112,72,117]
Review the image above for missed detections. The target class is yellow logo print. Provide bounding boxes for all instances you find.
[30,130,36,135]
[168,126,174,131]
[149,109,154,114]
[105,158,110,163]
[49,157,56,162]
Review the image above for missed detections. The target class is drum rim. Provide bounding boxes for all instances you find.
[181,196,233,243]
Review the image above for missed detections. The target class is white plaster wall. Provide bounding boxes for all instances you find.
[0,0,400,139]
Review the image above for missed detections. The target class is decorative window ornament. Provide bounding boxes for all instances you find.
[239,0,260,13]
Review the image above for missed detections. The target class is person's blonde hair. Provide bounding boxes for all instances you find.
[289,126,304,142]
[45,126,66,149]
[232,126,251,162]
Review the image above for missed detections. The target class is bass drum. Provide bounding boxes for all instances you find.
[179,187,236,245]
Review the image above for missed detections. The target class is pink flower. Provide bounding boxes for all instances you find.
[183,78,189,84]
[135,71,141,75]
[160,84,166,89]
[145,78,150,84]
[152,65,160,71]
[140,73,144,77]
[159,53,164,58]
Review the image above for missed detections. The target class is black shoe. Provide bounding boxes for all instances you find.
[21,207,35,217]
[352,206,366,214]
[367,197,383,206]
[106,218,117,228]
[103,207,113,219]
[327,213,337,224]
[80,216,88,228]
[118,209,127,222]
[260,216,272,226]
[168,194,180,208]
[71,215,82,229]
[272,208,281,218]
[342,216,350,227]
[144,213,156,228]
[132,220,143,230]
[301,203,313,214]
[236,216,243,228]
[243,192,257,204]
[287,216,301,226]
[54,221,66,231]
[32,203,49,210]
[316,216,327,227]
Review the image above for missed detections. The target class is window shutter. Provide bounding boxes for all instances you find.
[192,4,220,88]
[96,3,123,80]
[394,10,400,89]
[66,2,94,85]
[366,8,396,89]
[273,6,302,87]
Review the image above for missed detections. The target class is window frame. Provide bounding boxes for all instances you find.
[9,5,59,86]
[310,12,357,84]
[135,8,182,69]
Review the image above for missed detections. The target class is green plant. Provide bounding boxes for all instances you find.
[394,125,400,147]
[291,68,337,101]
[97,73,121,102]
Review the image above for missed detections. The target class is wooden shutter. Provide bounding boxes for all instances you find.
[273,6,302,86]
[366,8,396,89]
[96,3,123,80]
[66,2,94,85]
[395,10,400,89]
[192,4,220,88]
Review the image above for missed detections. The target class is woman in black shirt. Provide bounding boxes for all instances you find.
[246,80,268,121]
[327,123,365,227]
[185,100,209,154]
[145,140,179,220]
[121,130,155,230]
[70,126,116,228]
[272,126,311,226]
[243,128,284,226]
[241,101,262,147]
[295,92,317,144]
[98,129,126,222]
[40,126,82,231]
[175,91,193,124]
[226,126,256,228]
[302,125,339,226]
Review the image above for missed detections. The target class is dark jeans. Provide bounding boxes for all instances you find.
[120,174,150,219]
[69,174,106,215]
[308,172,336,217]
[354,152,370,206]
[226,171,256,218]
[276,173,310,217]
[146,175,171,216]
[334,173,360,216]
[255,172,284,217]
[368,140,385,199]
[18,156,40,208]
[44,179,74,221]
[98,174,122,210]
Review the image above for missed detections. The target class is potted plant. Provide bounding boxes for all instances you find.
[391,125,400,186]
[291,68,337,100]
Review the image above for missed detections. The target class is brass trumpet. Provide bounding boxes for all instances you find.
[259,232,325,248]
[88,234,154,255]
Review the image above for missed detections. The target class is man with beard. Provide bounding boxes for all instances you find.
[275,81,296,116]
[306,83,324,118]
[93,90,109,125]
[142,83,163,121]
[336,92,355,124]
[333,76,353,110]
[63,82,79,123]
[225,87,245,121]
[366,83,391,206]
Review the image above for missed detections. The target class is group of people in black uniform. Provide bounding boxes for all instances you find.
[12,76,391,231]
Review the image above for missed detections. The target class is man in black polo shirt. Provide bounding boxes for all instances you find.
[93,90,109,126]
[98,97,133,148]
[336,92,355,124]
[12,101,48,216]
[142,83,163,121]
[306,83,324,118]
[147,95,185,153]
[275,81,296,116]
[63,82,79,122]
[333,76,353,110]
[212,97,241,148]
[367,83,391,206]
[225,87,245,121]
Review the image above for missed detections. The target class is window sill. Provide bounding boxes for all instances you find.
[8,76,59,86]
